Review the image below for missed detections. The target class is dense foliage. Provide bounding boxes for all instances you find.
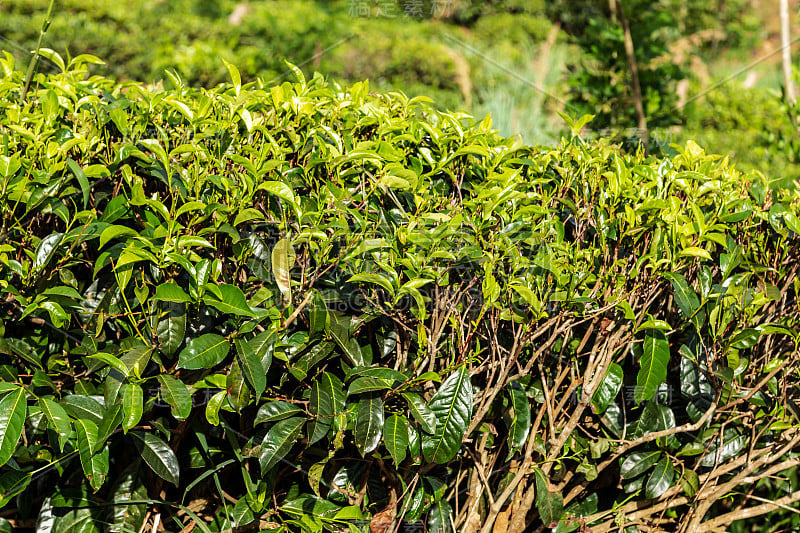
[0,53,799,532]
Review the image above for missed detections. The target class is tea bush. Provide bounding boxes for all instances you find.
[0,53,798,532]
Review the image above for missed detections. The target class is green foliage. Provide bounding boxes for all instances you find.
[567,1,686,139]
[0,53,798,532]
[680,83,800,191]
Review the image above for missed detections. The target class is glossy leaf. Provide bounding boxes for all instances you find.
[402,392,437,434]
[591,363,623,415]
[39,397,71,451]
[505,380,531,456]
[646,456,674,499]
[158,374,192,420]
[122,383,143,432]
[177,334,230,370]
[620,450,662,479]
[422,366,473,464]
[131,431,180,486]
[427,499,453,533]
[235,338,266,399]
[383,414,409,465]
[354,392,384,456]
[308,372,345,444]
[635,330,670,404]
[156,303,187,357]
[204,284,254,317]
[0,388,27,466]
[260,417,305,474]
[255,401,304,424]
[74,418,109,492]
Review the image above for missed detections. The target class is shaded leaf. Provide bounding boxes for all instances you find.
[309,372,345,444]
[534,468,563,527]
[235,338,266,399]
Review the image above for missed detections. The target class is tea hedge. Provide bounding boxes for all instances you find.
[0,52,799,532]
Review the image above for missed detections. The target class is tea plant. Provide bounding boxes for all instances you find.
[0,53,798,532]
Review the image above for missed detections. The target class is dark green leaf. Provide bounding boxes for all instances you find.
[260,417,305,474]
[235,339,266,399]
[645,456,674,499]
[347,376,392,395]
[591,363,623,415]
[248,330,274,375]
[663,272,700,323]
[534,468,563,527]
[402,392,436,434]
[39,397,72,451]
[620,450,662,479]
[255,401,304,424]
[505,380,531,456]
[158,374,192,419]
[308,372,345,444]
[131,431,180,486]
[34,233,64,271]
[354,392,384,456]
[422,366,473,463]
[427,499,453,533]
[383,414,409,465]
[156,303,186,357]
[177,334,230,370]
[700,430,746,467]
